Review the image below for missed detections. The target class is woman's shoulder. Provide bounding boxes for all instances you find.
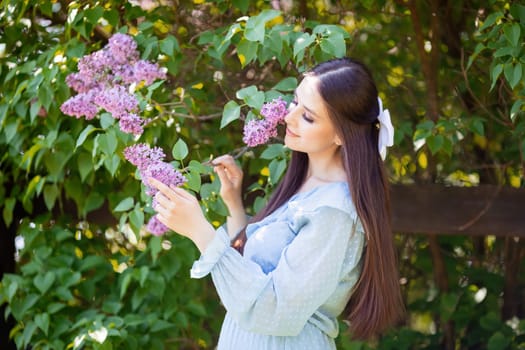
[288,181,355,217]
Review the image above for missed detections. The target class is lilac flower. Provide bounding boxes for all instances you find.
[146,215,169,236]
[93,85,138,119]
[260,96,287,127]
[131,60,167,85]
[119,113,148,135]
[123,143,165,172]
[142,162,187,196]
[108,33,139,65]
[61,33,168,136]
[76,50,114,88]
[242,97,288,147]
[242,119,277,147]
[123,143,187,236]
[60,90,99,119]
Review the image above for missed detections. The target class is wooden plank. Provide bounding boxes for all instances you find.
[391,184,525,237]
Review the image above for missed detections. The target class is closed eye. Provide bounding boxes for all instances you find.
[302,113,314,123]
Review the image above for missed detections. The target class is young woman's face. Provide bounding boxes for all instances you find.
[284,75,341,155]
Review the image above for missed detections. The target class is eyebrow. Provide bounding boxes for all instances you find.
[294,91,321,118]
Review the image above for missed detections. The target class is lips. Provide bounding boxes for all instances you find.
[286,127,299,137]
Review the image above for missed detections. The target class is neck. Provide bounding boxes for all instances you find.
[306,147,346,183]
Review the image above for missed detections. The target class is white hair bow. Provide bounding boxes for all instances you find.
[377,97,394,160]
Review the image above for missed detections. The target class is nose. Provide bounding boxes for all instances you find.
[284,103,299,125]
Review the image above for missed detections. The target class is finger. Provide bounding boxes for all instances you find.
[211,154,233,165]
[148,177,171,194]
[155,213,170,228]
[154,192,174,208]
[148,177,182,201]
[214,166,230,183]
[170,185,196,202]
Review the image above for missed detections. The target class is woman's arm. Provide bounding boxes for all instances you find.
[191,206,365,336]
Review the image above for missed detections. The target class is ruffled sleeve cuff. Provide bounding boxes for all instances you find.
[190,227,230,279]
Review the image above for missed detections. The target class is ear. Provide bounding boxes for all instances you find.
[334,135,342,146]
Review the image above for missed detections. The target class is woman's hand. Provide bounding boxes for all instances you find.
[212,155,244,211]
[212,155,247,238]
[148,177,215,253]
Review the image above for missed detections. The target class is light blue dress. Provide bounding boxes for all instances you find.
[190,182,365,349]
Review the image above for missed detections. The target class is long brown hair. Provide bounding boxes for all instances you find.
[232,58,404,340]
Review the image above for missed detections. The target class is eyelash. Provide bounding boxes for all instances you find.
[290,100,314,123]
[302,113,314,123]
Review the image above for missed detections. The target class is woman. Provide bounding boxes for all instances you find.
[149,57,405,349]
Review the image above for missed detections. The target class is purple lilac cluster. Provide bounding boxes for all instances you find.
[124,143,187,236]
[60,33,166,136]
[242,97,288,147]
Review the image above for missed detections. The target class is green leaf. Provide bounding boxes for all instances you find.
[268,158,287,185]
[236,85,258,99]
[508,63,522,89]
[29,100,41,122]
[3,197,16,227]
[85,6,104,24]
[160,35,180,55]
[149,235,162,263]
[76,125,99,149]
[467,43,485,69]
[114,197,134,212]
[236,38,258,67]
[427,135,444,154]
[188,159,208,174]
[490,64,503,91]
[139,266,149,287]
[150,319,175,332]
[260,143,287,159]
[84,191,104,215]
[320,32,346,58]
[47,302,66,314]
[129,206,144,235]
[440,292,459,322]
[24,175,43,205]
[100,112,115,129]
[232,0,250,13]
[187,301,207,316]
[104,9,119,27]
[186,168,202,192]
[470,118,485,136]
[11,293,39,320]
[488,332,511,350]
[77,152,93,182]
[34,313,50,336]
[510,100,523,122]
[97,132,118,156]
[120,273,132,299]
[504,23,521,47]
[4,119,20,143]
[221,100,241,129]
[244,10,280,43]
[293,33,315,59]
[480,312,502,331]
[38,84,52,111]
[273,77,297,92]
[43,184,58,211]
[493,46,513,58]
[479,11,503,31]
[172,139,189,160]
[21,320,37,348]
[104,154,120,177]
[33,271,55,294]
